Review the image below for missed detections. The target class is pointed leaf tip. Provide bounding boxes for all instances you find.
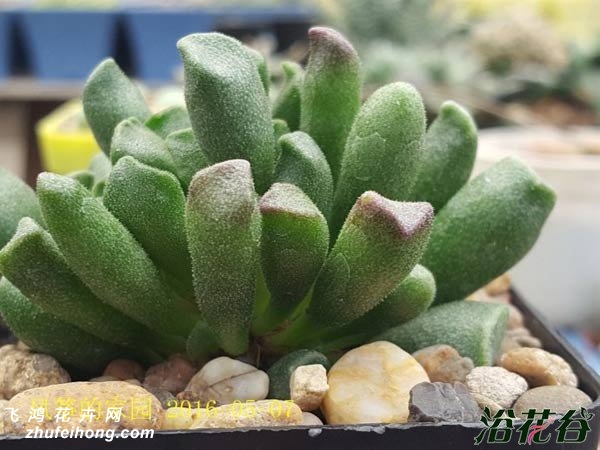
[352,192,434,240]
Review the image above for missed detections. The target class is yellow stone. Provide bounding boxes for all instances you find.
[191,399,303,429]
[163,407,205,430]
[2,381,163,434]
[322,341,429,425]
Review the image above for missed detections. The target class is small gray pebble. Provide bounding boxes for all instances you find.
[409,382,482,423]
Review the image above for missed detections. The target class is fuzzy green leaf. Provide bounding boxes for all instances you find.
[272,62,303,131]
[0,218,175,354]
[421,157,556,304]
[67,170,95,190]
[186,160,261,355]
[83,58,151,154]
[331,82,426,236]
[103,156,193,297]
[410,101,478,211]
[246,46,270,94]
[255,183,329,332]
[309,192,434,327]
[88,152,112,181]
[0,278,130,374]
[110,117,178,175]
[276,131,334,218]
[272,119,290,142]
[312,264,436,351]
[300,27,361,182]
[376,301,509,366]
[186,320,220,362]
[165,128,210,191]
[178,33,276,194]
[37,173,200,337]
[145,105,192,139]
[0,167,44,249]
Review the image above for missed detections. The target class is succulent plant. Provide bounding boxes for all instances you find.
[0,27,556,376]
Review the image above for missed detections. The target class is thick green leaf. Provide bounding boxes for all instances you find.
[0,218,154,349]
[300,27,361,182]
[308,192,433,328]
[272,119,290,142]
[165,128,210,190]
[255,183,329,333]
[421,157,556,304]
[276,131,334,218]
[104,157,193,297]
[0,167,44,249]
[272,62,303,131]
[88,152,111,181]
[145,105,192,139]
[110,117,177,175]
[83,58,151,154]
[0,278,130,374]
[37,173,200,337]
[376,301,509,366]
[410,101,478,211]
[67,170,95,190]
[246,46,270,94]
[331,82,426,236]
[186,160,261,355]
[310,264,436,351]
[178,33,276,193]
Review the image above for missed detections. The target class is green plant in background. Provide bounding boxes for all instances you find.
[321,0,600,125]
[0,27,556,377]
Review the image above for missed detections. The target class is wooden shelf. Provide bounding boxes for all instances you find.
[0,78,84,102]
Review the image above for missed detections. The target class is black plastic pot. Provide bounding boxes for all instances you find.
[1,292,599,449]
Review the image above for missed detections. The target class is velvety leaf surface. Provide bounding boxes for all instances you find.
[83,59,151,154]
[300,27,361,182]
[421,156,556,304]
[178,33,275,193]
[186,160,261,355]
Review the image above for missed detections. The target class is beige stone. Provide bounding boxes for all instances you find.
[500,348,577,387]
[466,367,528,408]
[191,400,302,429]
[0,350,70,400]
[144,354,197,395]
[471,393,506,416]
[103,359,144,381]
[322,341,429,425]
[0,345,18,363]
[506,304,524,329]
[513,386,592,416]
[496,328,542,364]
[2,381,163,434]
[180,357,268,405]
[412,345,474,383]
[0,399,7,434]
[290,365,328,411]
[484,274,511,296]
[163,407,204,430]
[302,412,323,426]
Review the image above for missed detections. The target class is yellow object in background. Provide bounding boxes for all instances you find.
[36,100,100,175]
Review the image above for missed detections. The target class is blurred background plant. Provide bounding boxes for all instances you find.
[316,0,600,127]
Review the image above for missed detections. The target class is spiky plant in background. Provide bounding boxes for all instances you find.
[0,27,555,377]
